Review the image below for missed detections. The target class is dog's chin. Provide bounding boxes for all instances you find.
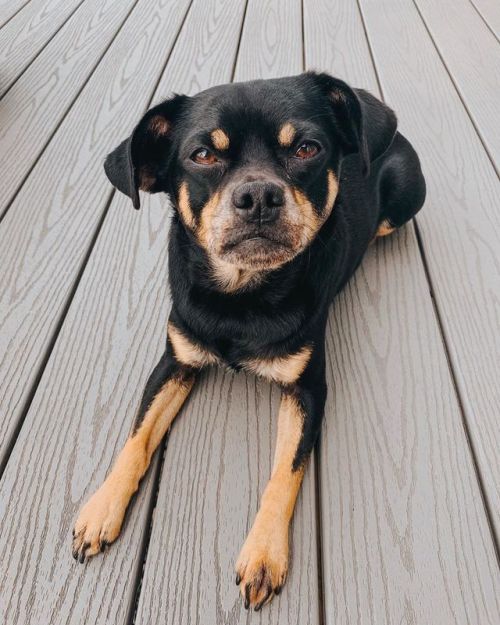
[218,235,298,270]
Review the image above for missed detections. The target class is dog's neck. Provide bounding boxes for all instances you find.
[206,256,269,294]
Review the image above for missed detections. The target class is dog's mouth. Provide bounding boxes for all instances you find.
[219,228,297,269]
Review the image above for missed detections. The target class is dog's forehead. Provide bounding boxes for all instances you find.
[186,76,323,131]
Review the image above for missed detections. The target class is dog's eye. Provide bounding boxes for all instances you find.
[191,148,218,165]
[294,142,319,159]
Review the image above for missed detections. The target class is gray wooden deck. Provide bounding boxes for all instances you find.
[0,0,499,623]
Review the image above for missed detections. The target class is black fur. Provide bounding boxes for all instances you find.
[105,72,425,470]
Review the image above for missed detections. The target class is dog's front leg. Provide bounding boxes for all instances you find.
[72,340,195,562]
[236,346,326,610]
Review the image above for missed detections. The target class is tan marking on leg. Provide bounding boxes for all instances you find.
[243,345,312,385]
[211,128,230,151]
[236,394,305,608]
[178,182,196,229]
[376,218,396,237]
[278,122,296,147]
[72,376,194,561]
[168,322,219,368]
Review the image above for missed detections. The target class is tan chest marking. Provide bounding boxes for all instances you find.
[243,345,312,385]
[209,256,266,293]
[168,322,219,368]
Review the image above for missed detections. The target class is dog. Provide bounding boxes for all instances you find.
[72,72,425,610]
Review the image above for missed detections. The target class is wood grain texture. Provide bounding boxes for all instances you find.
[305,1,500,623]
[414,0,500,170]
[0,0,191,469]
[359,0,500,548]
[134,1,319,622]
[234,0,302,79]
[0,0,137,218]
[133,1,319,623]
[323,231,500,625]
[0,194,172,624]
[0,0,30,29]
[471,0,500,39]
[0,0,84,96]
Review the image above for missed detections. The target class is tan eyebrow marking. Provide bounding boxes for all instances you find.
[210,128,230,150]
[178,182,196,229]
[278,122,296,147]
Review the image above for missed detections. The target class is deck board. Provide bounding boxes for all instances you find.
[0,0,84,96]
[359,0,500,545]
[135,1,321,623]
[0,0,138,220]
[0,0,31,29]
[471,0,500,39]
[415,0,500,170]
[0,198,172,625]
[304,1,500,623]
[0,0,498,623]
[0,0,191,470]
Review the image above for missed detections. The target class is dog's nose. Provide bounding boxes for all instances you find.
[232,181,284,224]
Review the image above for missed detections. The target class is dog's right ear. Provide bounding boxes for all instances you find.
[104,94,187,209]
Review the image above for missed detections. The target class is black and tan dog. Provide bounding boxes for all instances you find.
[72,72,425,610]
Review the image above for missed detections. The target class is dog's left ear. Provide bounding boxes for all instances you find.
[312,72,397,176]
[104,94,188,209]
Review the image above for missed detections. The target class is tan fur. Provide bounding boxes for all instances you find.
[376,218,395,237]
[168,322,219,367]
[324,169,339,213]
[178,182,196,229]
[149,114,169,136]
[278,122,296,147]
[72,377,194,559]
[236,394,305,607]
[197,191,221,249]
[211,128,230,151]
[243,345,312,385]
[209,256,266,293]
[291,186,321,244]
[291,168,338,246]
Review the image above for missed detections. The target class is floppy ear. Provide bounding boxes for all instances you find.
[104,94,187,209]
[311,72,397,176]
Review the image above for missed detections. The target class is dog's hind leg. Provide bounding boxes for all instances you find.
[72,338,195,562]
[235,344,326,610]
[375,131,426,238]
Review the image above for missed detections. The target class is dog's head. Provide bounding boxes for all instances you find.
[105,72,396,273]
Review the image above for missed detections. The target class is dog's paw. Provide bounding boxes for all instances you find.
[235,523,289,611]
[72,482,126,563]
